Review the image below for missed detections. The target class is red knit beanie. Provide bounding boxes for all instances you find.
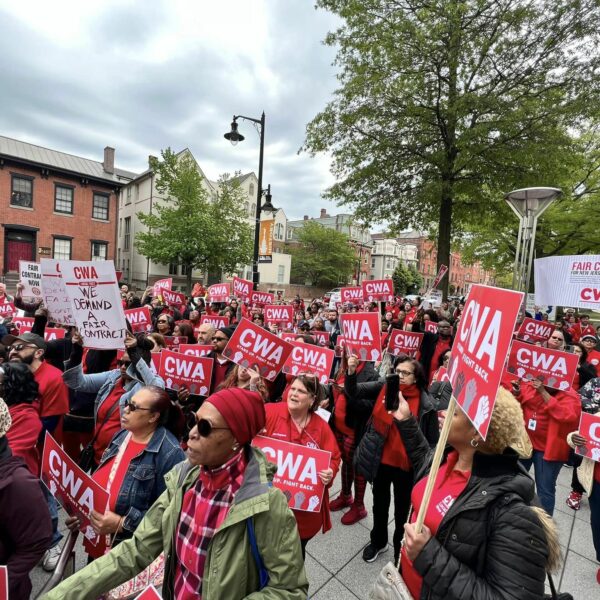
[206,388,265,445]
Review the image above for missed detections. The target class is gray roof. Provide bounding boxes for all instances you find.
[0,135,137,184]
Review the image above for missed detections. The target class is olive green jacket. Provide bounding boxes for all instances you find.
[43,447,309,600]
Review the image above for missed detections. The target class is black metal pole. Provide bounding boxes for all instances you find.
[252,112,265,290]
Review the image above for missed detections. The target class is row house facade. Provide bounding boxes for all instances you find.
[0,136,133,280]
[370,233,419,280]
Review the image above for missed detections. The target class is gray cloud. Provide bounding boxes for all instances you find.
[0,1,340,220]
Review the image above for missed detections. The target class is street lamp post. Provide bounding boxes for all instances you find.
[504,187,562,293]
[225,112,276,290]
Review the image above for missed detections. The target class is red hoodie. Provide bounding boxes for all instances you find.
[6,403,42,476]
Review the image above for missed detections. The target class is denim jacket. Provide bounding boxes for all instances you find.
[62,349,164,420]
[98,427,185,538]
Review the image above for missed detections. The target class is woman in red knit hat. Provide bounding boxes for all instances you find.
[263,374,341,559]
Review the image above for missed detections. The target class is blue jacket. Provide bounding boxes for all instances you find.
[98,427,185,537]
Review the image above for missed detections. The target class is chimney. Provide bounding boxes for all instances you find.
[103,146,115,174]
[320,208,327,218]
[303,215,309,220]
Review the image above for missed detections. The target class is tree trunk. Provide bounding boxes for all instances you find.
[437,179,453,300]
[185,265,193,296]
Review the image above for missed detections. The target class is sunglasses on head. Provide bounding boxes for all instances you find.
[124,399,152,412]
[192,415,230,437]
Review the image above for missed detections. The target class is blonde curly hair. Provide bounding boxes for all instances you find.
[483,387,531,457]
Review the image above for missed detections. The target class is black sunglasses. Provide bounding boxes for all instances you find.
[117,359,132,367]
[124,399,152,412]
[193,415,230,437]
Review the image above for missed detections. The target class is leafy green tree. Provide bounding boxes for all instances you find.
[304,0,600,296]
[135,149,253,293]
[392,262,423,295]
[288,221,356,287]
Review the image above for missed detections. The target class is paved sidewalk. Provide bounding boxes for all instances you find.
[30,466,598,599]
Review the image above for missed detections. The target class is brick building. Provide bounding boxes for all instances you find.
[397,231,495,294]
[0,136,134,279]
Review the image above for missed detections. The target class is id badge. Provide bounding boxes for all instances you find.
[528,418,537,431]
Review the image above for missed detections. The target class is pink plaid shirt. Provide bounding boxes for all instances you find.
[174,450,247,599]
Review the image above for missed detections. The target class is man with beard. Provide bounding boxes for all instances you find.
[196,322,216,345]
[2,331,69,571]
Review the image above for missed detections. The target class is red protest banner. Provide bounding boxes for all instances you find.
[283,341,335,383]
[341,286,364,305]
[159,349,213,395]
[362,279,394,302]
[250,290,274,307]
[200,314,230,329]
[163,336,186,350]
[431,265,448,289]
[311,331,331,347]
[222,317,293,381]
[152,278,172,297]
[12,316,34,333]
[447,285,523,439]
[334,335,347,357]
[425,321,438,334]
[575,412,600,461]
[252,435,331,513]
[507,340,578,391]
[340,312,382,361]
[435,366,450,383]
[125,306,153,333]
[0,566,6,600]
[516,317,554,344]
[207,283,231,303]
[133,585,162,600]
[162,289,187,312]
[264,305,294,329]
[232,276,253,300]
[179,344,213,357]
[386,329,424,358]
[41,432,109,547]
[45,328,66,342]
[280,332,297,343]
[0,302,15,319]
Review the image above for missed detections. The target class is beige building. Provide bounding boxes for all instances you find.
[370,234,419,280]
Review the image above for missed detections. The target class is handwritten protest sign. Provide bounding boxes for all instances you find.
[40,259,75,326]
[223,317,293,381]
[163,335,186,350]
[41,432,109,547]
[179,344,213,357]
[252,435,331,513]
[233,276,253,300]
[159,349,213,395]
[507,340,578,390]
[152,278,172,297]
[200,314,230,329]
[386,330,424,358]
[575,412,600,461]
[61,261,127,349]
[362,279,394,302]
[125,306,153,333]
[341,286,364,305]
[283,341,335,383]
[0,302,15,319]
[250,291,274,307]
[19,260,42,298]
[447,285,523,439]
[516,317,554,344]
[162,289,186,313]
[207,283,230,303]
[0,566,6,600]
[264,305,294,329]
[340,312,382,361]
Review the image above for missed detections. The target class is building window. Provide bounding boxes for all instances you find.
[277,265,285,284]
[123,217,131,250]
[53,238,72,260]
[91,241,108,261]
[249,183,255,197]
[250,203,256,217]
[11,175,33,208]
[54,184,74,214]
[287,228,293,240]
[244,202,249,215]
[125,187,132,205]
[169,263,178,275]
[92,192,109,220]
[371,258,376,268]
[181,264,191,276]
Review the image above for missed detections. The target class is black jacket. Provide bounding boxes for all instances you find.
[419,332,454,382]
[395,417,549,600]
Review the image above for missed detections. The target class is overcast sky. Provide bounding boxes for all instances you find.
[0,0,341,220]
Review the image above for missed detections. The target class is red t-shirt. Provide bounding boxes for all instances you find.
[518,386,550,452]
[401,451,471,598]
[93,379,126,463]
[211,358,230,392]
[7,403,42,475]
[34,361,69,418]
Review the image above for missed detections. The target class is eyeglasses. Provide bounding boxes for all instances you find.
[212,336,228,342]
[117,359,132,367]
[124,399,152,412]
[193,415,230,437]
[157,319,168,324]
[395,369,415,377]
[9,344,37,352]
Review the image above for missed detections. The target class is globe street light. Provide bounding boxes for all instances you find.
[224,113,277,289]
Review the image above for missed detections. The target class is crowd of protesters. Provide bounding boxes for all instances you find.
[0,279,599,598]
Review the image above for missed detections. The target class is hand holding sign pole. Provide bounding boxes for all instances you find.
[414,284,523,534]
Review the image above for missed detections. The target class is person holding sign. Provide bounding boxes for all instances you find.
[263,374,341,559]
[64,386,185,560]
[42,388,309,600]
[390,387,558,600]
[0,398,52,600]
